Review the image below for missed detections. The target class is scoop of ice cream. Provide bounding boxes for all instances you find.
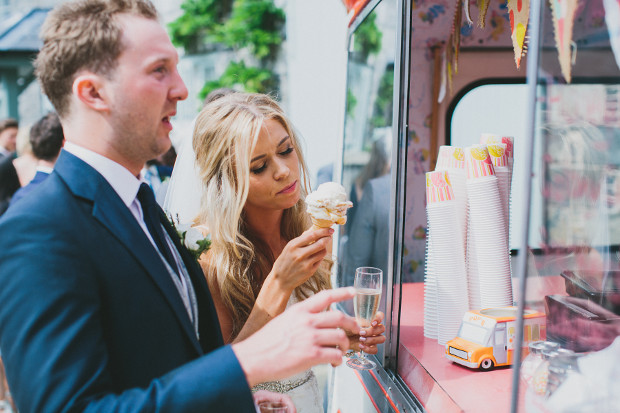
[306,182,353,226]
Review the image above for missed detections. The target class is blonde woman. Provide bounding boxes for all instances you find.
[168,93,385,412]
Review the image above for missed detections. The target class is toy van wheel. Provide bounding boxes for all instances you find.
[479,358,494,371]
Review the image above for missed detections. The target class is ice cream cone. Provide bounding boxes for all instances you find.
[311,217,335,231]
[306,182,353,231]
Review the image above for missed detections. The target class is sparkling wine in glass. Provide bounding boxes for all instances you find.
[346,266,382,370]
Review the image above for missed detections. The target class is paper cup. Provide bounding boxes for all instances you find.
[436,146,465,170]
[487,143,508,167]
[426,171,454,204]
[465,146,495,179]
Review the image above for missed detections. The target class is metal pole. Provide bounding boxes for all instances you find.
[510,0,543,412]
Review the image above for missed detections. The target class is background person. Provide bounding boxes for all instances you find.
[143,145,176,206]
[0,118,18,159]
[10,112,64,206]
[342,174,391,287]
[12,124,38,187]
[0,119,20,215]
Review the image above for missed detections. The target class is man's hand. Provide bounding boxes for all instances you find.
[233,287,359,386]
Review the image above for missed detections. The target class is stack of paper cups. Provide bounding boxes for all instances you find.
[465,146,513,308]
[487,142,509,230]
[482,134,514,263]
[435,146,467,250]
[466,211,481,310]
[426,171,469,344]
[423,216,438,339]
[481,134,514,194]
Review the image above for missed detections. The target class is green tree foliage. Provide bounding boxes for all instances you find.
[200,60,277,98]
[346,88,357,119]
[169,0,285,101]
[353,12,382,63]
[371,64,394,127]
[221,0,285,60]
[168,0,233,53]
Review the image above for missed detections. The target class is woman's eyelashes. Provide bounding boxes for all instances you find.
[250,146,295,174]
[251,163,267,174]
[280,146,294,156]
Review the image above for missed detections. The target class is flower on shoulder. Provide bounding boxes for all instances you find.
[168,214,211,261]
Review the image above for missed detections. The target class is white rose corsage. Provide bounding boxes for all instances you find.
[169,215,211,261]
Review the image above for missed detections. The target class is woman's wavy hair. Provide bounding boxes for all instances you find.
[193,92,331,339]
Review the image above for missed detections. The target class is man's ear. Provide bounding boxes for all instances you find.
[73,73,109,112]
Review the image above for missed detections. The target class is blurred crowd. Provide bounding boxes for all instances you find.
[0,114,176,216]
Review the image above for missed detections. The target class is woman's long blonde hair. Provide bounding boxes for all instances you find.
[193,93,331,339]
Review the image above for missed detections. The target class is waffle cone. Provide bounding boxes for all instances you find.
[311,217,334,231]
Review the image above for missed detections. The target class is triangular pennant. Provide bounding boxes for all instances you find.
[464,0,473,25]
[446,36,455,96]
[452,0,463,75]
[550,0,578,83]
[508,0,530,68]
[477,0,492,28]
[438,47,447,104]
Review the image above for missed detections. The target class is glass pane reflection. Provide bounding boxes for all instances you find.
[336,0,397,324]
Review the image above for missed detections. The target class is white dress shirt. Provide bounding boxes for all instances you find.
[0,146,12,158]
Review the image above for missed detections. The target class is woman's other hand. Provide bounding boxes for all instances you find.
[345,311,386,354]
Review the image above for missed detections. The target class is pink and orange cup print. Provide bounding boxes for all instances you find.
[426,171,454,204]
[487,142,508,167]
[436,146,465,170]
[480,134,514,163]
[465,146,495,179]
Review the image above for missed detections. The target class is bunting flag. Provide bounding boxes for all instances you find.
[452,0,463,74]
[464,0,473,25]
[550,0,578,83]
[508,0,530,68]
[438,47,447,103]
[603,0,620,71]
[477,0,492,28]
[447,37,455,96]
[446,0,464,95]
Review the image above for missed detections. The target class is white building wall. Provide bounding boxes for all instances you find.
[283,0,348,187]
[166,0,349,187]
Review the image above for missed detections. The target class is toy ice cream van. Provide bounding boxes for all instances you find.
[446,307,546,371]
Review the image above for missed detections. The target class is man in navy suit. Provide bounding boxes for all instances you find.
[10,112,64,206]
[0,118,19,214]
[0,118,18,160]
[0,1,357,412]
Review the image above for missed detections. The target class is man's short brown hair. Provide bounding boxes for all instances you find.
[30,112,64,162]
[34,0,158,117]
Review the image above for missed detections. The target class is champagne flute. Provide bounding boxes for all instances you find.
[346,266,382,370]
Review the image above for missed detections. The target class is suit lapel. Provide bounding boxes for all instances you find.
[55,151,203,354]
[161,215,225,351]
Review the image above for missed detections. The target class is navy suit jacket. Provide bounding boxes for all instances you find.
[9,170,50,206]
[0,150,255,412]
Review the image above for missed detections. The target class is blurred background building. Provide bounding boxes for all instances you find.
[0,0,348,185]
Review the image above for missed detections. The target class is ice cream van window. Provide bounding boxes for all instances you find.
[458,322,490,346]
